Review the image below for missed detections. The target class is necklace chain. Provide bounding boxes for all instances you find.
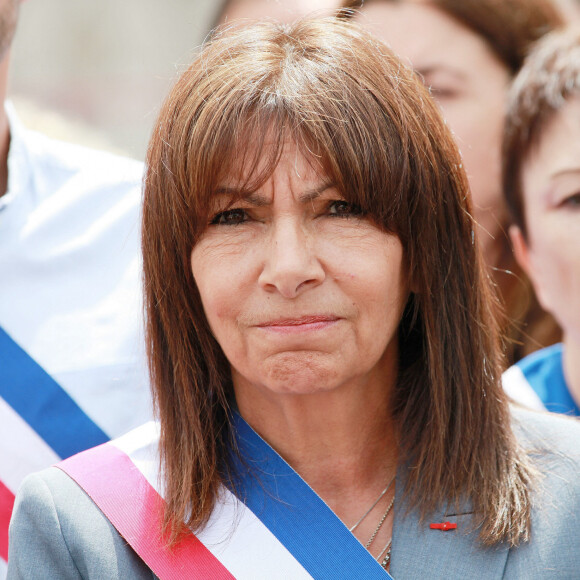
[377,539,393,569]
[348,475,395,570]
[349,475,395,533]
[365,494,395,549]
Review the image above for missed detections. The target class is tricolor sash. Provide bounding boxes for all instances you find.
[0,326,109,564]
[58,414,393,579]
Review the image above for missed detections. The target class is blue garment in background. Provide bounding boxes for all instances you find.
[516,343,580,416]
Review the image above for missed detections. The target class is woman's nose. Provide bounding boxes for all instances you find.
[258,219,325,298]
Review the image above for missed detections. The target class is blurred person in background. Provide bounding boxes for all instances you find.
[216,0,343,25]
[343,0,564,366]
[502,26,580,416]
[0,0,151,574]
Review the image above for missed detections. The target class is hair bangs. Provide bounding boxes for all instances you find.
[165,20,415,245]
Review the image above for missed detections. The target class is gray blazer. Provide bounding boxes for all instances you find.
[7,408,580,579]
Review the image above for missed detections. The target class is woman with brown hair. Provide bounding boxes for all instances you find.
[344,0,565,365]
[8,17,580,579]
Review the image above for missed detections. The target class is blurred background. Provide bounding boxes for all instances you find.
[6,0,580,162]
[8,0,341,160]
[9,0,220,160]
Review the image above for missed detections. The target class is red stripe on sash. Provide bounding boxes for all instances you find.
[0,480,16,561]
[58,445,235,580]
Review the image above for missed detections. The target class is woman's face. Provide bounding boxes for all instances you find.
[191,141,410,403]
[358,2,511,255]
[513,97,580,342]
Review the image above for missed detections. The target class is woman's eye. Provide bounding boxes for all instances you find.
[210,208,248,225]
[561,193,580,209]
[327,200,363,217]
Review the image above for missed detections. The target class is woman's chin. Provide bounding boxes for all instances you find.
[235,351,345,397]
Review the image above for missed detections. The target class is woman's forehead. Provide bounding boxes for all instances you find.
[216,136,330,190]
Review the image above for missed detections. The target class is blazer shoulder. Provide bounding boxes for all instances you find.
[512,405,580,462]
[8,467,154,580]
[505,408,580,578]
[511,407,580,513]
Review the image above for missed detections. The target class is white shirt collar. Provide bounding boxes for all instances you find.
[0,101,33,212]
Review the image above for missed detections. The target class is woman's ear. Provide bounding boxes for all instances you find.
[509,225,531,277]
[509,224,549,311]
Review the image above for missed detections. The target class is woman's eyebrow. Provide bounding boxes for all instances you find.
[213,187,271,207]
[549,166,580,180]
[214,189,271,207]
[298,182,336,203]
[214,183,336,205]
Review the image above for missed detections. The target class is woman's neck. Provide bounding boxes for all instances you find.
[233,367,399,564]
[562,334,580,409]
[234,377,398,514]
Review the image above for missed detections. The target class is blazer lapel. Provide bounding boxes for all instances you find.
[390,470,510,579]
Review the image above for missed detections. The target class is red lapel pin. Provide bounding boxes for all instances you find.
[430,521,457,531]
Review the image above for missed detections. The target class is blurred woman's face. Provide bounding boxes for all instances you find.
[358,2,511,256]
[513,97,580,342]
[191,141,409,403]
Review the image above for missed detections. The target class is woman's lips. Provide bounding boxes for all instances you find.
[256,315,340,333]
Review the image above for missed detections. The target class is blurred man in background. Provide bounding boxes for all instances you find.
[0,1,151,574]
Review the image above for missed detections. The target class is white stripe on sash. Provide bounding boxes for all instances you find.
[110,422,313,579]
[0,397,59,493]
[110,421,160,492]
[198,487,314,579]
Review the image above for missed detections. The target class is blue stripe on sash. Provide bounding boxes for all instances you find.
[0,326,109,458]
[229,413,393,579]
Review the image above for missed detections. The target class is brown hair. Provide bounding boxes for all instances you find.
[504,25,580,237]
[343,0,564,363]
[143,17,533,547]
